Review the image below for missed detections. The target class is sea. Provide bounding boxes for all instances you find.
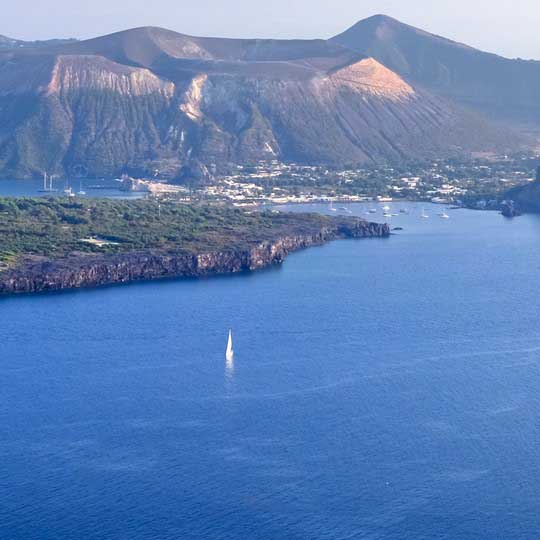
[2,199,540,539]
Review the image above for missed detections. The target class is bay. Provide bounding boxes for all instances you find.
[2,202,540,539]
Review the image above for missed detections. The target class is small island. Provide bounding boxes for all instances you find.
[0,198,389,294]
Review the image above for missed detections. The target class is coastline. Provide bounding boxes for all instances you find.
[0,220,390,295]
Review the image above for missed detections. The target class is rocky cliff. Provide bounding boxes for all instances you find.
[0,219,389,295]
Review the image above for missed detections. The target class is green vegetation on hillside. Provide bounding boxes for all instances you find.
[0,197,333,264]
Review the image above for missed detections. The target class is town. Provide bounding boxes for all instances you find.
[121,153,540,209]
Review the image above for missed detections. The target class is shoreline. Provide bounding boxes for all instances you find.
[0,179,514,212]
[0,220,390,296]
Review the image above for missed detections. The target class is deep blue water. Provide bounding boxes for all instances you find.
[2,202,540,539]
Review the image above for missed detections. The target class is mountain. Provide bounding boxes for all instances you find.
[0,35,20,48]
[332,14,540,126]
[0,34,77,50]
[0,25,527,179]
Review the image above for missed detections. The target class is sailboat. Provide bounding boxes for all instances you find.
[77,179,86,196]
[38,172,57,193]
[440,209,450,219]
[421,208,429,219]
[40,172,48,192]
[225,330,234,361]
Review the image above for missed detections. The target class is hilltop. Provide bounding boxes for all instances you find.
[332,14,540,126]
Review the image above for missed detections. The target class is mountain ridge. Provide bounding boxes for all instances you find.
[331,14,540,126]
[0,34,77,51]
[0,19,531,179]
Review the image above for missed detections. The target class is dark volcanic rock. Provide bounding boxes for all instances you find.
[500,200,521,218]
[0,219,389,295]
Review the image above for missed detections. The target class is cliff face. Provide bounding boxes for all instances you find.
[0,220,389,295]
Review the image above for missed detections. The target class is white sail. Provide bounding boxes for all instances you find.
[226,330,234,360]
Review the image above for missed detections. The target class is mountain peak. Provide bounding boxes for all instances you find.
[357,14,401,25]
[344,14,415,33]
[332,14,540,127]
[56,26,206,68]
[334,14,474,52]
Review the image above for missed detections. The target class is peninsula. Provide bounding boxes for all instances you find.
[0,198,389,294]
